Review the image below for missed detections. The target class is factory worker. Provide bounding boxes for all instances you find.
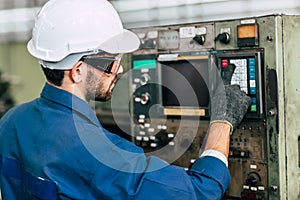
[0,0,251,199]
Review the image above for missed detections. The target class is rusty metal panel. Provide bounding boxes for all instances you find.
[282,15,300,200]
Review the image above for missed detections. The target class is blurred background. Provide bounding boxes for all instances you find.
[0,0,300,105]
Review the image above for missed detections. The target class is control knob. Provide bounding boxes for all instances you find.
[140,74,150,85]
[140,92,151,105]
[246,176,258,185]
[193,35,206,45]
[215,32,231,44]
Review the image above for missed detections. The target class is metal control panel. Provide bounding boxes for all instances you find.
[129,19,269,199]
[98,14,300,200]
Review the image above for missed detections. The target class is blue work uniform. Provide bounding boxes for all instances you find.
[0,83,230,200]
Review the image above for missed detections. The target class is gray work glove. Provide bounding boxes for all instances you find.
[210,64,251,131]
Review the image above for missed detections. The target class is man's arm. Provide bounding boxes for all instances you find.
[202,122,231,159]
[200,64,251,166]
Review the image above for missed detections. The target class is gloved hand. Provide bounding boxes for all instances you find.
[210,64,251,132]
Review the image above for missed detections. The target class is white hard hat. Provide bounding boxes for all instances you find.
[27,0,140,67]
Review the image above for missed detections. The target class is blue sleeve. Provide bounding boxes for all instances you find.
[80,124,230,199]
[189,156,231,199]
[89,154,230,200]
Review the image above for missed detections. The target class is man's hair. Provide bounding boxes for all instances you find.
[41,65,65,86]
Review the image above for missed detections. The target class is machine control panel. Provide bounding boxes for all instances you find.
[130,49,266,199]
[218,49,264,118]
[128,17,272,200]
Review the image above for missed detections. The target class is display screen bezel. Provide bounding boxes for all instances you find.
[157,54,212,117]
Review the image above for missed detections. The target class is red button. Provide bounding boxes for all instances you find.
[222,60,229,68]
[248,193,256,199]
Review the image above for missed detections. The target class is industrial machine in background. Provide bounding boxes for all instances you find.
[0,70,14,118]
[99,14,300,199]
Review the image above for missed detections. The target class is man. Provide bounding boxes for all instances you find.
[0,0,251,199]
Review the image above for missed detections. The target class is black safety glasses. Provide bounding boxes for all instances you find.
[80,53,122,75]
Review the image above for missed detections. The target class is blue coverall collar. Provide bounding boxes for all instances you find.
[40,83,100,127]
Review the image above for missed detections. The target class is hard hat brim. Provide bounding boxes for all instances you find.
[27,29,140,63]
[97,29,140,54]
[37,29,141,70]
[39,52,94,70]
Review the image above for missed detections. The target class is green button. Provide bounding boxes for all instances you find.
[251,105,257,112]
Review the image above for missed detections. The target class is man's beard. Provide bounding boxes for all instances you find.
[85,69,115,102]
[94,79,114,101]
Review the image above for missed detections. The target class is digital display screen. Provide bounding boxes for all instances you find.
[160,59,209,108]
[133,59,156,69]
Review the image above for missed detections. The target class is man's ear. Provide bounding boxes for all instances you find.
[70,61,85,83]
